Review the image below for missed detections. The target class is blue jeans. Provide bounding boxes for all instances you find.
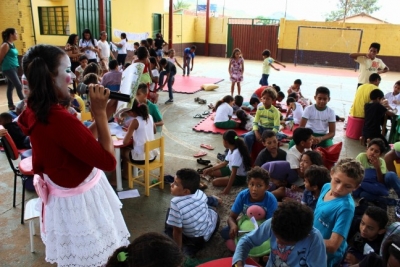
[243,126,287,153]
[156,49,163,57]
[3,68,23,107]
[259,74,269,86]
[159,70,176,100]
[183,57,191,75]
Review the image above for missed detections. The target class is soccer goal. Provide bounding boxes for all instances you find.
[294,26,363,70]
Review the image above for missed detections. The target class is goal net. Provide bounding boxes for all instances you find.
[295,26,363,70]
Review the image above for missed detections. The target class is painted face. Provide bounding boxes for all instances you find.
[366,144,382,162]
[136,91,147,104]
[368,47,378,59]
[359,214,382,240]
[261,95,273,107]
[248,178,268,202]
[314,93,330,109]
[54,54,72,99]
[301,136,313,150]
[329,170,359,198]
[393,84,400,95]
[299,154,312,174]
[263,136,278,154]
[170,177,186,196]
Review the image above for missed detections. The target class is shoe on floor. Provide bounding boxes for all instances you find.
[165,99,174,104]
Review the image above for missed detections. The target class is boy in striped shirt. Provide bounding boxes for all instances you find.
[165,168,219,255]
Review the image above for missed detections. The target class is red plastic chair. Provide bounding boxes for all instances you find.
[1,131,33,224]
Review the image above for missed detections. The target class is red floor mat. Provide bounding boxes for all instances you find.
[162,75,224,94]
[192,114,247,136]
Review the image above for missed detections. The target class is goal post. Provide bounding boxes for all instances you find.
[294,26,363,70]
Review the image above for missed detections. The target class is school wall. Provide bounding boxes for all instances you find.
[277,19,400,71]
[111,0,164,42]
[163,14,228,57]
[31,0,77,46]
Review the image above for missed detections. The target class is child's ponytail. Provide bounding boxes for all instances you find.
[223,130,252,171]
[131,98,149,121]
[213,95,234,112]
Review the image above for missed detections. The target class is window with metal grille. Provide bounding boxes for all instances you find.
[38,6,69,35]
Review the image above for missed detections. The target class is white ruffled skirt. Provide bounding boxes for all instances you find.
[38,168,130,267]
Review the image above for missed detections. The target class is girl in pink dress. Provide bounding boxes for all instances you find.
[229,48,244,96]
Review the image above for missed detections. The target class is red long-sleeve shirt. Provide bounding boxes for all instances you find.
[18,105,116,188]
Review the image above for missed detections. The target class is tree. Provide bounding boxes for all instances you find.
[173,0,191,11]
[325,0,380,21]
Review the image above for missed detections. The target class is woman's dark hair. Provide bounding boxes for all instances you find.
[301,150,324,166]
[83,62,101,77]
[2,28,16,42]
[223,130,251,171]
[22,44,65,124]
[214,95,234,112]
[81,28,96,46]
[121,32,128,41]
[66,34,78,46]
[382,234,400,266]
[106,232,184,267]
[137,46,149,60]
[130,98,149,121]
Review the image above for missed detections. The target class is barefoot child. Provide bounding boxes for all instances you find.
[229,48,244,96]
[203,130,251,194]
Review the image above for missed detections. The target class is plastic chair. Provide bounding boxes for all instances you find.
[24,198,40,252]
[1,132,34,224]
[128,137,164,196]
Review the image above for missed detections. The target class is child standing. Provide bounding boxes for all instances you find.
[203,130,251,194]
[254,130,287,167]
[159,58,177,104]
[229,48,244,96]
[313,158,364,267]
[259,49,286,86]
[74,55,88,83]
[302,165,331,211]
[384,80,400,108]
[165,168,219,255]
[243,87,284,153]
[350,42,389,88]
[219,167,278,240]
[293,86,336,148]
[213,95,239,129]
[233,202,326,267]
[183,45,196,76]
[166,49,184,72]
[362,89,394,148]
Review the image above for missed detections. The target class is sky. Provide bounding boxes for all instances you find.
[169,0,400,24]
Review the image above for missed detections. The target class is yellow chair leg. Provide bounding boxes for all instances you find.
[128,164,133,189]
[159,166,164,190]
[144,170,150,196]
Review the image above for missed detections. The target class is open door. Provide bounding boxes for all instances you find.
[152,13,162,38]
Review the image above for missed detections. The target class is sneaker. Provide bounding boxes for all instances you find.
[165,99,174,104]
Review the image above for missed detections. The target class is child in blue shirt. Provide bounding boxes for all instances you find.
[183,45,196,76]
[219,166,278,241]
[314,158,365,267]
[233,202,326,267]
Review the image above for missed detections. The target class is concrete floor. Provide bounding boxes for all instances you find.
[0,56,399,266]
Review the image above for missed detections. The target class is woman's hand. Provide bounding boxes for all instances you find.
[88,84,109,117]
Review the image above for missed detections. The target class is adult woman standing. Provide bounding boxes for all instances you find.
[0,28,23,110]
[111,32,128,66]
[65,33,81,73]
[18,44,130,266]
[79,28,99,64]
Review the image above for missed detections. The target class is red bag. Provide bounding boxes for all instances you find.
[314,142,343,169]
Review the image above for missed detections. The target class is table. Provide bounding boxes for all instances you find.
[197,257,261,267]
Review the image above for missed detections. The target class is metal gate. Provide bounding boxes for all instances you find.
[75,0,112,39]
[227,19,279,60]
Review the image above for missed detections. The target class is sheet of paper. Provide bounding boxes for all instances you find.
[118,189,140,199]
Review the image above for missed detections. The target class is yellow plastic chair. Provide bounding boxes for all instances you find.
[394,160,400,177]
[80,111,92,122]
[128,137,164,196]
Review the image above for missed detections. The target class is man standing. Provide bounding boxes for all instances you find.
[98,31,115,75]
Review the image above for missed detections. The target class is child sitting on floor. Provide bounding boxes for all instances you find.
[0,112,30,149]
[354,138,400,206]
[236,109,254,131]
[273,91,286,112]
[233,202,326,267]
[285,96,303,125]
[342,206,388,266]
[203,130,251,194]
[219,166,278,241]
[270,169,304,203]
[213,95,242,129]
[287,127,313,180]
[299,150,324,178]
[106,232,184,267]
[254,130,286,167]
[302,165,331,211]
[241,97,260,113]
[287,78,311,107]
[232,95,244,113]
[165,168,219,256]
[314,158,364,267]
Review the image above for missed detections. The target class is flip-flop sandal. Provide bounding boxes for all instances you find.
[197,158,211,165]
[193,114,204,118]
[198,99,207,104]
[197,164,212,174]
[201,175,212,182]
[202,111,210,116]
[208,103,214,109]
[194,97,200,102]
[200,144,214,150]
[193,151,207,158]
[199,182,208,191]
